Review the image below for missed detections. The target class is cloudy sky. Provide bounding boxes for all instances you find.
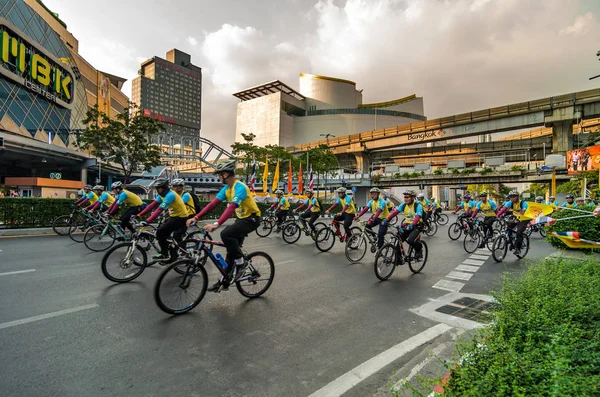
[45,0,600,150]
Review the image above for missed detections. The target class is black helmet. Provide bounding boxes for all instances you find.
[152,178,170,189]
[566,194,574,199]
[214,160,237,174]
[479,192,488,197]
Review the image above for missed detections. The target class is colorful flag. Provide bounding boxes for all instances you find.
[308,166,314,190]
[547,231,600,249]
[529,216,555,226]
[287,160,293,193]
[249,162,256,193]
[272,160,280,192]
[262,157,269,193]
[298,163,303,193]
[523,202,554,220]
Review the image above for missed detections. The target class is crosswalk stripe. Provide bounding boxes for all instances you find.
[455,264,480,272]
[446,271,473,281]
[462,259,484,266]
[432,279,465,292]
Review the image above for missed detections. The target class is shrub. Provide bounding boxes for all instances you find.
[461,168,476,174]
[450,168,460,175]
[545,204,600,250]
[409,172,419,178]
[401,172,410,178]
[371,174,382,183]
[396,258,600,396]
[511,165,525,171]
[479,167,493,175]
[433,169,444,175]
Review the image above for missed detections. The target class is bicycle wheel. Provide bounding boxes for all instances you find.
[539,227,547,238]
[101,242,148,283]
[236,251,275,298]
[255,218,273,237]
[424,221,438,237]
[154,259,208,314]
[463,230,481,253]
[345,234,367,263]
[389,216,398,226]
[282,222,301,244]
[448,222,462,240]
[68,218,89,243]
[315,227,335,252]
[172,239,205,275]
[84,224,116,252]
[485,231,498,251]
[516,235,530,259]
[436,213,449,225]
[492,235,508,262]
[408,241,428,274]
[374,243,397,281]
[52,215,74,236]
[314,221,326,232]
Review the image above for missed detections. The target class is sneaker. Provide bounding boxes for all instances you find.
[514,248,521,256]
[233,261,248,282]
[152,253,170,262]
[477,242,485,249]
[413,250,423,261]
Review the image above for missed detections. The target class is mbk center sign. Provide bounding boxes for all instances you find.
[0,18,74,108]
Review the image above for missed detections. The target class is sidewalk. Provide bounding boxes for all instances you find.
[0,227,56,237]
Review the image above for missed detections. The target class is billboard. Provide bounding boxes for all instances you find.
[566,145,600,174]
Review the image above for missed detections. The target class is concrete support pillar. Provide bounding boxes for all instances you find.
[81,167,88,184]
[354,153,370,174]
[551,120,574,155]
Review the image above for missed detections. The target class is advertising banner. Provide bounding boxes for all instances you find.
[97,71,111,117]
[566,145,600,174]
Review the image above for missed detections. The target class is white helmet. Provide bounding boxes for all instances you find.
[275,189,283,195]
[417,193,425,199]
[171,178,185,187]
[336,187,346,194]
[111,181,123,189]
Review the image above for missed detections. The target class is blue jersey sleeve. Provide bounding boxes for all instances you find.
[312,198,317,206]
[345,196,352,206]
[336,197,341,205]
[216,185,228,201]
[116,191,128,205]
[379,198,386,208]
[476,201,482,210]
[181,192,191,204]
[366,199,374,207]
[398,203,406,212]
[503,201,512,209]
[154,195,162,203]
[490,201,497,211]
[99,192,107,203]
[158,191,177,210]
[230,182,247,206]
[86,192,94,200]
[521,201,528,211]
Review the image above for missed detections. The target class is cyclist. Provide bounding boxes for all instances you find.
[430,197,442,218]
[585,197,593,206]
[534,196,545,204]
[171,178,196,218]
[382,189,424,260]
[416,193,432,225]
[269,189,290,232]
[137,179,189,262]
[353,187,390,249]
[470,192,497,248]
[453,194,475,223]
[86,185,115,214]
[325,187,357,241]
[575,197,585,207]
[496,190,529,255]
[186,160,260,291]
[293,188,321,236]
[106,181,144,234]
[561,194,576,208]
[548,196,558,209]
[74,185,97,208]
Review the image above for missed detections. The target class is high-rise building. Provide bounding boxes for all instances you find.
[132,49,202,148]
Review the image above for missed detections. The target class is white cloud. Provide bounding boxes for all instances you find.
[186,36,198,46]
[559,12,594,36]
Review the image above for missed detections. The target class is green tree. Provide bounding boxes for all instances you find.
[557,170,599,196]
[230,133,265,178]
[523,182,549,199]
[77,104,163,184]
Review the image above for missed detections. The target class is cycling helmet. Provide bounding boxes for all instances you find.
[566,194,574,199]
[403,189,416,196]
[508,190,519,197]
[505,195,510,200]
[549,196,555,199]
[336,187,346,194]
[576,197,584,202]
[151,178,170,189]
[417,193,425,199]
[213,159,237,174]
[479,192,488,197]
[171,178,185,186]
[535,196,544,201]
[111,181,123,189]
[305,189,314,194]
[370,187,380,193]
[274,189,283,195]
[83,184,92,190]
[92,185,104,191]
[464,194,472,199]
[430,197,436,201]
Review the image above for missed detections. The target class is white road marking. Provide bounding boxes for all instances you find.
[308,323,453,397]
[446,271,473,281]
[469,254,489,260]
[432,279,465,292]
[392,341,451,392]
[455,264,480,273]
[0,269,36,276]
[0,303,99,330]
[475,249,490,256]
[278,260,294,265]
[462,259,484,266]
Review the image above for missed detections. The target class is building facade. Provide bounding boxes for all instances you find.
[234,73,427,148]
[132,49,202,149]
[0,0,129,196]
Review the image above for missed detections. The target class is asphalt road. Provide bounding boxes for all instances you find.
[0,218,555,397]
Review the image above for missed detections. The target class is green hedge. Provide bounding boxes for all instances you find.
[397,258,600,396]
[0,198,306,229]
[545,204,600,250]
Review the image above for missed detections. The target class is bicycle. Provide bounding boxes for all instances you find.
[52,207,85,236]
[83,214,155,252]
[154,230,275,315]
[373,225,429,280]
[491,218,530,262]
[525,223,547,238]
[447,214,471,241]
[281,213,326,244]
[432,210,449,225]
[463,218,498,253]
[101,228,212,283]
[68,209,102,243]
[255,210,291,237]
[345,220,395,263]
[315,218,359,252]
[422,213,438,237]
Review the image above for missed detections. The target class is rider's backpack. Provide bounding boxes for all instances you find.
[186,191,202,213]
[315,198,324,213]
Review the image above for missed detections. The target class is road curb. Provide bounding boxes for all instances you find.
[0,227,56,237]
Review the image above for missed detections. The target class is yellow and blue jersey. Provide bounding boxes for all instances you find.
[503,200,529,220]
[216,180,261,219]
[116,190,143,207]
[277,196,290,210]
[178,191,195,216]
[461,200,476,212]
[397,202,423,224]
[97,192,115,207]
[561,202,577,208]
[304,197,321,213]
[155,190,189,218]
[336,195,356,215]
[86,191,98,205]
[366,198,390,219]
[476,200,497,217]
